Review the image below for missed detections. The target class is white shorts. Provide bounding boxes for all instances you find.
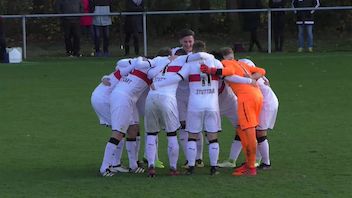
[91,84,112,126]
[219,90,238,128]
[144,93,180,132]
[186,110,221,133]
[110,91,139,133]
[257,101,278,131]
[136,89,148,117]
[176,85,189,122]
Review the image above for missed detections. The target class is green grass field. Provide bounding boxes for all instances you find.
[0,52,351,197]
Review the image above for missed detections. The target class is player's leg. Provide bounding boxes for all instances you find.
[195,132,204,167]
[218,99,240,168]
[204,111,221,175]
[218,133,241,168]
[167,131,180,176]
[161,96,181,175]
[256,130,271,169]
[100,131,125,176]
[185,111,203,174]
[126,124,144,173]
[179,121,188,161]
[207,132,220,175]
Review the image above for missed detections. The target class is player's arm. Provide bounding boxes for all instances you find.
[200,61,236,76]
[186,52,214,62]
[100,72,115,86]
[151,63,189,90]
[248,66,266,80]
[117,58,135,76]
[225,75,253,84]
[147,57,172,79]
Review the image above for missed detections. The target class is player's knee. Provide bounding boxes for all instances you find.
[147,132,158,136]
[126,137,137,141]
[188,133,198,139]
[111,131,125,140]
[256,130,267,137]
[208,139,218,144]
[256,136,267,143]
[234,135,241,141]
[108,137,120,145]
[188,138,197,142]
[166,131,177,137]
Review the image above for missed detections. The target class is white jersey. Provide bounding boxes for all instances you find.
[112,57,166,102]
[155,56,221,112]
[257,77,279,106]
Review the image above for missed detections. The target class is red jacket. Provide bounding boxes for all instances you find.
[80,0,93,26]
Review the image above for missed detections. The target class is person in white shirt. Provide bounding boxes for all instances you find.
[238,58,278,169]
[151,41,222,175]
[91,58,135,175]
[172,29,205,168]
[99,55,172,176]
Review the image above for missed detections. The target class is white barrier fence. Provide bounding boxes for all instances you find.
[2,6,352,59]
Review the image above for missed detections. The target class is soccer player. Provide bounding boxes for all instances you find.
[145,48,215,177]
[172,29,205,168]
[151,41,222,175]
[239,58,279,169]
[91,58,136,175]
[201,47,266,176]
[99,56,171,176]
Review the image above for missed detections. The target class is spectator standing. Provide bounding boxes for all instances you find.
[239,0,263,52]
[124,0,144,56]
[80,0,94,55]
[269,0,286,52]
[292,0,320,52]
[91,0,113,57]
[55,0,84,57]
[0,17,6,62]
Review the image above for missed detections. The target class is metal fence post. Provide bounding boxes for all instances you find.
[22,16,27,59]
[143,12,147,57]
[267,9,272,54]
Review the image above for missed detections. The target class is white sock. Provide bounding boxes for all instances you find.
[155,135,159,161]
[187,140,197,166]
[146,135,157,167]
[136,135,141,161]
[209,142,219,167]
[167,136,179,169]
[258,139,270,165]
[144,135,147,160]
[229,140,242,161]
[179,129,188,159]
[112,139,125,166]
[100,142,117,173]
[126,139,138,170]
[196,133,204,160]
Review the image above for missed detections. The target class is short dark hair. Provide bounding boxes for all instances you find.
[220,47,234,57]
[210,50,223,61]
[156,47,172,56]
[178,29,195,39]
[193,40,206,53]
[175,48,187,56]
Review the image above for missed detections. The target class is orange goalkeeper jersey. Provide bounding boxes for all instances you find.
[221,59,266,97]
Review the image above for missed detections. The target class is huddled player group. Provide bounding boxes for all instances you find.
[90,29,279,177]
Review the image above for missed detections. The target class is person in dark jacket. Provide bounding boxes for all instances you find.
[0,17,6,62]
[292,0,320,52]
[55,0,84,57]
[124,0,144,56]
[90,0,112,57]
[269,0,286,52]
[239,0,263,52]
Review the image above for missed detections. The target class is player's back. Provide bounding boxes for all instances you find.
[185,58,221,111]
[114,58,152,102]
[150,55,188,97]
